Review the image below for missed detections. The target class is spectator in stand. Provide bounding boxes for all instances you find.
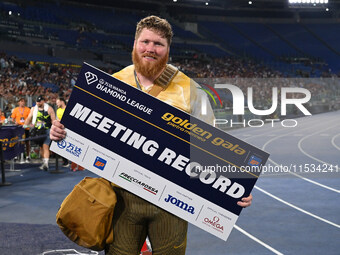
[24,95,56,171]
[0,109,6,124]
[56,98,66,123]
[11,98,31,162]
[56,97,69,168]
[48,95,58,113]
[55,97,83,171]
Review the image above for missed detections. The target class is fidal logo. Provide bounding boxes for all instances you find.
[85,71,98,85]
[203,216,224,233]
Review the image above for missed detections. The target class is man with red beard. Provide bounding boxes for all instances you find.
[50,15,252,255]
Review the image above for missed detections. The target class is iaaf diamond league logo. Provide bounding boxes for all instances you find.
[85,71,98,85]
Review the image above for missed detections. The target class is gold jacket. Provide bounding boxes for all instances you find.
[113,65,215,125]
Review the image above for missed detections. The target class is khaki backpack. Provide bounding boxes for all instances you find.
[56,177,117,251]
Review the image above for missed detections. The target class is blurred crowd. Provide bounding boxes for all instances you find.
[174,56,283,78]
[1,52,339,119]
[0,53,77,116]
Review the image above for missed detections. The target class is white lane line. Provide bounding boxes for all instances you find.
[297,124,340,170]
[266,158,340,193]
[331,133,340,151]
[289,171,340,193]
[262,121,340,193]
[255,186,340,228]
[235,225,284,255]
[240,114,333,142]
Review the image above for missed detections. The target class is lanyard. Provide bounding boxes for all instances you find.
[133,70,142,91]
[19,106,25,116]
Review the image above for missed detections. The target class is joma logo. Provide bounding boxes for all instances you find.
[164,194,195,214]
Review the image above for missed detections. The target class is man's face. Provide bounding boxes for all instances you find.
[132,28,169,78]
[18,99,25,107]
[36,100,44,107]
[56,99,61,108]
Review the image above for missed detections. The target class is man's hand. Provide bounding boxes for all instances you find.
[237,193,252,208]
[50,120,66,141]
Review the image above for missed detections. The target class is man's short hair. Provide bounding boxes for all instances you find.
[18,97,25,103]
[135,15,173,46]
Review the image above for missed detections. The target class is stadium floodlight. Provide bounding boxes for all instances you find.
[288,0,328,3]
[288,0,328,8]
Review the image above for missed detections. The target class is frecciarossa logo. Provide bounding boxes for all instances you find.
[119,172,158,195]
[164,194,195,214]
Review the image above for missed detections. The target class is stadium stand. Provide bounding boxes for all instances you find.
[1,2,339,255]
[0,0,339,119]
[0,3,340,254]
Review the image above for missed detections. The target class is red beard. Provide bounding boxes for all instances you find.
[132,48,168,79]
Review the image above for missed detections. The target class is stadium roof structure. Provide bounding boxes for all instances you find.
[66,0,340,11]
[64,0,340,20]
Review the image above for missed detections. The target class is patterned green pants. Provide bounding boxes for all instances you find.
[105,187,188,255]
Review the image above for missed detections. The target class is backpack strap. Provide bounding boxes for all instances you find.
[148,64,179,97]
